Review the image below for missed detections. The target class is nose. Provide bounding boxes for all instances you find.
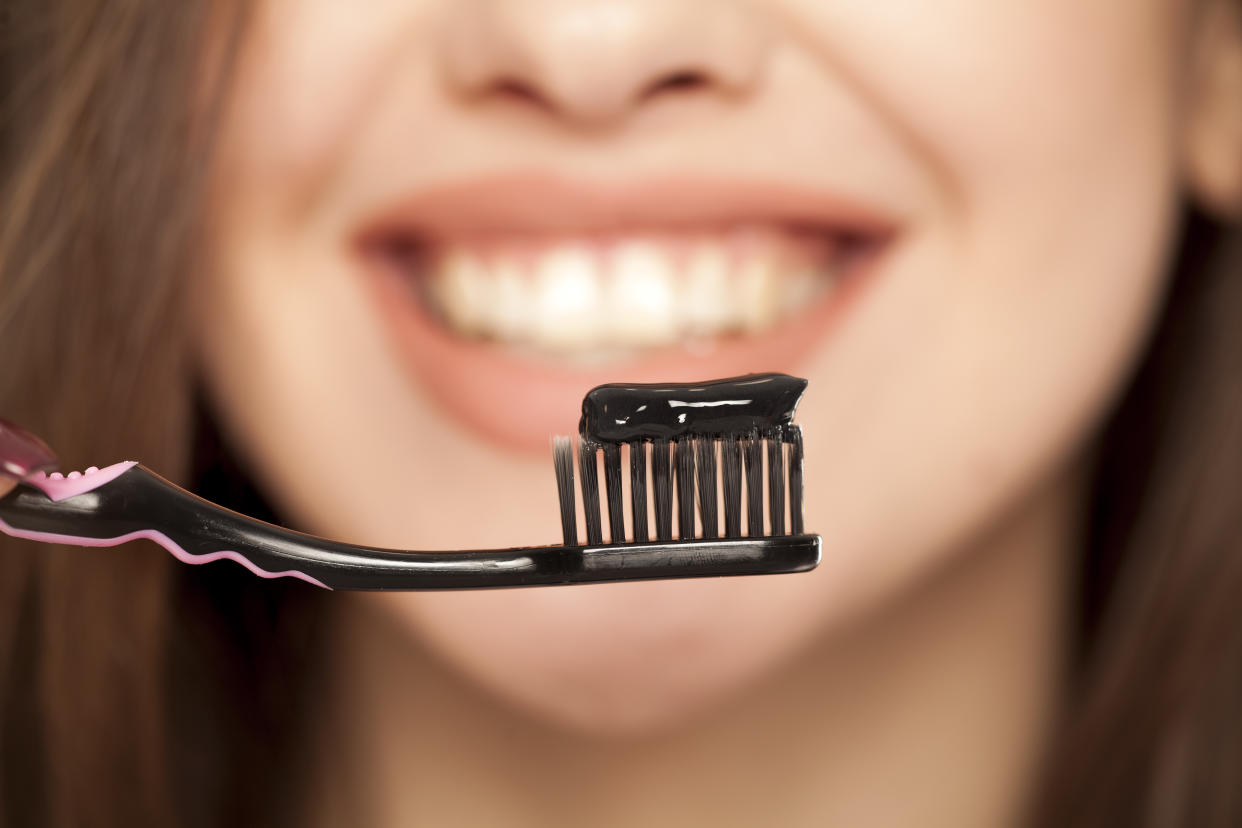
[438,0,771,127]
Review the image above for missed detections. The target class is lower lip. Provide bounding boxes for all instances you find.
[358,248,882,453]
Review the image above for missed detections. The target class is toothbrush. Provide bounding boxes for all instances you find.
[0,373,821,590]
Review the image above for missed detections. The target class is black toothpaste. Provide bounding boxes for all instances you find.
[579,373,808,443]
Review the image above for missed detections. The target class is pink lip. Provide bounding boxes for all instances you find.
[356,173,898,240]
[351,173,898,452]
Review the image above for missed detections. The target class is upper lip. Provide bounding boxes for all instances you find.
[353,172,901,245]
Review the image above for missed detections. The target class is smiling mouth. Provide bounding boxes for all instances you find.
[352,174,896,449]
[367,225,873,363]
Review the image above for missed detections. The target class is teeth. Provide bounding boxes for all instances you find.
[489,256,531,341]
[781,267,824,315]
[531,245,602,350]
[683,243,732,336]
[609,242,679,347]
[417,234,844,353]
[736,255,780,334]
[429,251,488,335]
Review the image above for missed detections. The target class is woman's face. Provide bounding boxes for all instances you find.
[198,0,1232,731]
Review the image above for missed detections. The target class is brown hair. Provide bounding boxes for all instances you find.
[0,1,326,825]
[0,1,1239,826]
[1034,208,1242,825]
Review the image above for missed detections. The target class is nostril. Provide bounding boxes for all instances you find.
[638,69,712,103]
[482,71,712,123]
[489,77,556,113]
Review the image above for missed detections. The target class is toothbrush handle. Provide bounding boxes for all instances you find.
[0,465,819,590]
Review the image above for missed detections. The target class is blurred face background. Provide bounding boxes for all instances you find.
[197,0,1240,761]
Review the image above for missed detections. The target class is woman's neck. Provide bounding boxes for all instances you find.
[305,465,1079,828]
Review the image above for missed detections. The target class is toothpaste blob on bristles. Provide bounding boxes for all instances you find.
[579,373,808,443]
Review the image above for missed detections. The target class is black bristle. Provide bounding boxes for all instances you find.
[744,429,764,537]
[675,437,696,540]
[629,441,648,543]
[695,438,719,539]
[788,426,804,535]
[721,437,742,538]
[578,440,603,545]
[767,427,785,536]
[553,437,577,546]
[652,438,673,541]
[549,376,811,554]
[603,443,625,543]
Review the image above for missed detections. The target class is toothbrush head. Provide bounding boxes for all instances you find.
[553,373,810,546]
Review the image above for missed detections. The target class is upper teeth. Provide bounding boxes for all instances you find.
[418,233,842,355]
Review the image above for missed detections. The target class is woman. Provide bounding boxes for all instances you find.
[1,0,1240,825]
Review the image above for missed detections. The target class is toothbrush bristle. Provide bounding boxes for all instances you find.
[578,440,604,545]
[603,443,625,543]
[675,437,695,540]
[551,428,807,547]
[553,437,577,546]
[788,426,805,535]
[744,430,764,538]
[695,438,718,539]
[652,438,673,541]
[722,437,743,538]
[767,427,785,537]
[629,440,648,543]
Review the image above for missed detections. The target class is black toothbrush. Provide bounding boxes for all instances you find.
[0,373,820,590]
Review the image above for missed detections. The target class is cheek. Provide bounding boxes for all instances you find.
[218,0,438,209]
[781,0,1184,622]
[791,0,1183,173]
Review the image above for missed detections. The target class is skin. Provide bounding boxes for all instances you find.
[195,1,1242,825]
